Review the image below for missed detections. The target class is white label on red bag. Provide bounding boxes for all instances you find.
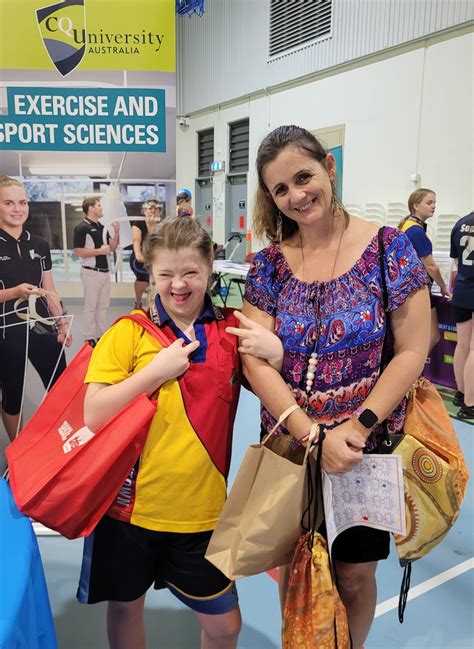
[57,420,74,441]
[62,426,95,454]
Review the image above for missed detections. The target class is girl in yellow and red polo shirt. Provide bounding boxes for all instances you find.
[77,216,282,649]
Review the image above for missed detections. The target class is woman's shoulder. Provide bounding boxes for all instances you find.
[249,243,289,283]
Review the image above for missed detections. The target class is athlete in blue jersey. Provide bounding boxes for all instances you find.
[450,212,474,420]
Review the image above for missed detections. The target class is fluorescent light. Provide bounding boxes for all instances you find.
[28,165,111,176]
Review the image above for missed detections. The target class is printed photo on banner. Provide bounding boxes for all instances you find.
[0,0,176,436]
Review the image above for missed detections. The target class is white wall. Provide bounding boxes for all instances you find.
[177,33,473,249]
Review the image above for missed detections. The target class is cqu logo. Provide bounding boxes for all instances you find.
[36,0,86,77]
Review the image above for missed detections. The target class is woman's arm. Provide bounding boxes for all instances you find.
[131,225,144,261]
[420,254,451,298]
[239,301,364,456]
[41,270,72,346]
[0,283,40,304]
[84,338,200,431]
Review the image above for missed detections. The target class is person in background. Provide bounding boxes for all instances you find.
[73,197,119,346]
[0,175,71,441]
[450,211,474,420]
[77,216,282,649]
[130,199,163,309]
[398,188,452,352]
[235,125,430,649]
[176,188,194,218]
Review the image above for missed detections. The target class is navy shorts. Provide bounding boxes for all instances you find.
[77,515,238,615]
[453,305,473,324]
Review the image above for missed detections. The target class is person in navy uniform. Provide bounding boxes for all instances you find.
[130,199,163,309]
[73,197,119,345]
[0,175,71,441]
[399,188,452,353]
[450,211,474,420]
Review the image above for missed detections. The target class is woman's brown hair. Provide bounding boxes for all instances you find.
[253,125,349,242]
[143,216,214,271]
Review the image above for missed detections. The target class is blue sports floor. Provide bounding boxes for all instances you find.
[2,303,472,648]
[36,387,473,649]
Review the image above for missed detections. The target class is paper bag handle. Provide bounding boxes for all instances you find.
[262,404,317,463]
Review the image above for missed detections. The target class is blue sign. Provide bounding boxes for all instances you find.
[0,87,166,152]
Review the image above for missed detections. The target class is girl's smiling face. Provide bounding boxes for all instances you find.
[262,146,336,230]
[151,246,211,324]
[0,184,29,231]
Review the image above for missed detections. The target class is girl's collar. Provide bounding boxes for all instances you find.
[408,215,427,229]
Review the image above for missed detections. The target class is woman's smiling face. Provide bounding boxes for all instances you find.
[262,146,336,229]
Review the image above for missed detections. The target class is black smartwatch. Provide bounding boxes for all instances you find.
[354,407,378,430]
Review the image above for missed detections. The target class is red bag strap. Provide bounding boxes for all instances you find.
[113,312,172,348]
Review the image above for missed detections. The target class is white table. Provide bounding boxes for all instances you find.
[212,261,250,305]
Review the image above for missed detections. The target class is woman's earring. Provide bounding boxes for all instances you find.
[276,211,283,243]
[330,184,340,217]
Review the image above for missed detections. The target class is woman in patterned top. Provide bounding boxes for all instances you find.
[237,126,430,649]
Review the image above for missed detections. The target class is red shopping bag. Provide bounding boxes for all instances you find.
[6,314,170,539]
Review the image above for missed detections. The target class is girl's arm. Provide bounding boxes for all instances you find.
[420,254,451,298]
[226,310,284,371]
[84,338,199,431]
[238,300,345,443]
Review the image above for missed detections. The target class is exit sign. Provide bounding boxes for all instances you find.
[210,161,225,172]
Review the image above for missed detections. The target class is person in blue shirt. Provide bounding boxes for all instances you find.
[450,211,474,420]
[399,188,451,352]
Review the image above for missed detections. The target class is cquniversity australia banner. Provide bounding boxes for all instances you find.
[0,0,176,152]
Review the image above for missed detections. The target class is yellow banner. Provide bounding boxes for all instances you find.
[0,0,175,73]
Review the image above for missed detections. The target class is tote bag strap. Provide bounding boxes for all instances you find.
[113,312,173,348]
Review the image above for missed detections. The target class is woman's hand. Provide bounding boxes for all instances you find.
[150,338,200,382]
[440,285,452,300]
[57,322,73,347]
[136,251,145,263]
[14,283,41,300]
[226,310,284,371]
[320,419,366,476]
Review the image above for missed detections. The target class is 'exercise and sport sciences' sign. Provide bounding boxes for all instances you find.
[0,88,166,151]
[0,0,175,74]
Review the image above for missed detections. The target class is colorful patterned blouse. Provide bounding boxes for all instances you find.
[244,226,428,450]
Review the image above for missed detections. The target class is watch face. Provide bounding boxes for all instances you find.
[359,408,378,429]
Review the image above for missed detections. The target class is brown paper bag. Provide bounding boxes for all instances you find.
[205,405,315,580]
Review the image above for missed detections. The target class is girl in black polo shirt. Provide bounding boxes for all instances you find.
[0,175,72,441]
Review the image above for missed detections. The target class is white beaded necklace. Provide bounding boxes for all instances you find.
[301,224,345,394]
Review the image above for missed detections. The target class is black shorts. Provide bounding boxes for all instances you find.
[320,523,390,563]
[453,305,473,324]
[129,254,149,282]
[77,515,238,615]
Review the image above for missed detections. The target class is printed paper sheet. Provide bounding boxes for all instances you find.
[322,454,406,555]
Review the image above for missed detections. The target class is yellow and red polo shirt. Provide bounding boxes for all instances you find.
[85,297,240,533]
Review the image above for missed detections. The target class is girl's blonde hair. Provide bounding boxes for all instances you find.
[253,125,349,243]
[398,188,435,228]
[0,175,24,191]
[143,216,213,271]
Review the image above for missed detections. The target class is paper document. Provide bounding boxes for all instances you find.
[322,454,406,555]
